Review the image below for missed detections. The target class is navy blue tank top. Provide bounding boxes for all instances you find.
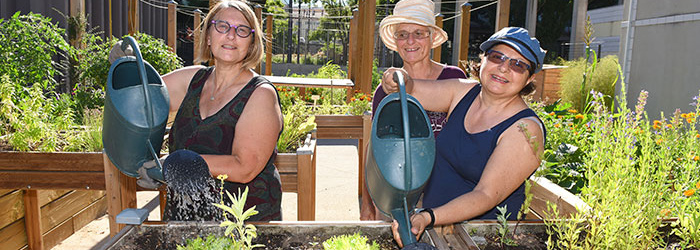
[422,84,543,220]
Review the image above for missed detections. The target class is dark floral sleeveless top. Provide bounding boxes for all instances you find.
[169,67,282,221]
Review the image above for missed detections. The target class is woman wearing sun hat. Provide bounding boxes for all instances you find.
[381,27,547,247]
[360,0,467,221]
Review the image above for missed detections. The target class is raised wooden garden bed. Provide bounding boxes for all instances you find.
[0,151,106,250]
[314,114,371,197]
[0,132,317,249]
[104,221,396,249]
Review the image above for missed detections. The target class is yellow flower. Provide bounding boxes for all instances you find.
[549,112,555,116]
[656,139,663,145]
[677,157,682,161]
[696,134,700,139]
[688,117,696,123]
[568,109,578,114]
[694,156,700,161]
[681,113,688,118]
[684,188,696,197]
[653,124,661,130]
[666,124,673,128]
[554,123,561,128]
[653,120,662,125]
[575,114,585,119]
[696,181,700,189]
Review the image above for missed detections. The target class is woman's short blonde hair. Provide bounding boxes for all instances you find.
[194,0,263,69]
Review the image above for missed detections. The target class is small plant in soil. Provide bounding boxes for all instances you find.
[178,175,264,250]
[496,205,517,247]
[321,232,380,250]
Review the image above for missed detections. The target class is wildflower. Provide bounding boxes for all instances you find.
[666,124,673,128]
[696,134,700,139]
[350,97,356,102]
[653,124,661,130]
[687,117,696,123]
[677,157,682,162]
[660,209,671,217]
[656,139,663,145]
[217,174,228,181]
[694,156,699,161]
[549,112,555,116]
[568,109,578,114]
[683,188,696,197]
[575,114,585,119]
[554,123,561,128]
[654,120,662,125]
[696,181,700,189]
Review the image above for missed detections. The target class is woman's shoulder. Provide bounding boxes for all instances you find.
[439,64,467,79]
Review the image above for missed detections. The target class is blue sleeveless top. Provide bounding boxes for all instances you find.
[422,84,543,220]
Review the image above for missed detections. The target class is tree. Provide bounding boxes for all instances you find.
[308,0,356,65]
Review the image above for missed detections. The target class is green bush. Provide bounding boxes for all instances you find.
[80,32,183,90]
[558,55,619,112]
[0,12,70,94]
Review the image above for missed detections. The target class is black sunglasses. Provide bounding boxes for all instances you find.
[211,20,254,38]
[485,50,532,74]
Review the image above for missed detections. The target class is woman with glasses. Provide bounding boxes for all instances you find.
[360,0,467,221]
[381,27,547,247]
[110,0,282,221]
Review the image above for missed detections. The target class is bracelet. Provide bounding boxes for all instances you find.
[416,208,435,229]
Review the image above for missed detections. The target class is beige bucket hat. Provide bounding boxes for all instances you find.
[379,0,448,51]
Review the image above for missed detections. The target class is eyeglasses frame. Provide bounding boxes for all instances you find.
[211,20,255,38]
[485,50,533,74]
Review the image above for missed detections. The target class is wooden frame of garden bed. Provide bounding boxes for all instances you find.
[314,114,372,198]
[0,133,317,249]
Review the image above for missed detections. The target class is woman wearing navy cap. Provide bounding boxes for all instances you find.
[381,27,547,247]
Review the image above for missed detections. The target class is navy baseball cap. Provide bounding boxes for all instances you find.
[480,27,546,74]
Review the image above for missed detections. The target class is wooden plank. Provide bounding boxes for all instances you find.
[42,195,107,250]
[38,190,71,208]
[0,189,24,229]
[280,175,298,192]
[264,76,354,89]
[274,154,298,174]
[496,0,510,31]
[454,223,480,250]
[296,151,315,221]
[458,3,471,72]
[528,177,589,219]
[104,154,123,237]
[315,127,364,139]
[0,171,105,190]
[315,115,364,127]
[426,228,450,250]
[0,189,13,196]
[24,190,43,250]
[0,152,103,172]
[0,219,28,250]
[40,190,103,234]
[167,1,176,53]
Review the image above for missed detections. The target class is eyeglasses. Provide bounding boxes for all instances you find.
[394,29,431,40]
[485,50,532,74]
[211,20,254,38]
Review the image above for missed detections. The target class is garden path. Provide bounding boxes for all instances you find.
[50,140,361,249]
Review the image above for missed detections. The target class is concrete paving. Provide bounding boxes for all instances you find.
[51,140,362,249]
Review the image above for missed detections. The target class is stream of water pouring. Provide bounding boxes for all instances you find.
[162,150,225,221]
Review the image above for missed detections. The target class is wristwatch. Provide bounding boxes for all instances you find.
[414,208,435,229]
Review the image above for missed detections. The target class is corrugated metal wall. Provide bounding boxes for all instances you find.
[0,0,168,41]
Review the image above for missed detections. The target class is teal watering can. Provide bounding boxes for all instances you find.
[365,73,435,246]
[102,36,169,182]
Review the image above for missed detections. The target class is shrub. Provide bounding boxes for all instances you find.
[558,55,619,112]
[0,12,70,94]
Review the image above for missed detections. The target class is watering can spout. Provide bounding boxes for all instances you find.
[365,72,435,245]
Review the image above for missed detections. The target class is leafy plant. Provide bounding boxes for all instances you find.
[0,12,70,95]
[322,232,380,250]
[218,175,264,249]
[178,235,236,250]
[277,100,316,153]
[558,55,619,113]
[495,205,517,247]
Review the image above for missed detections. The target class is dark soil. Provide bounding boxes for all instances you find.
[481,232,548,250]
[107,222,400,250]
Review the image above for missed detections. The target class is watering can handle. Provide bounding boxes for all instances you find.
[393,71,417,245]
[121,36,162,171]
